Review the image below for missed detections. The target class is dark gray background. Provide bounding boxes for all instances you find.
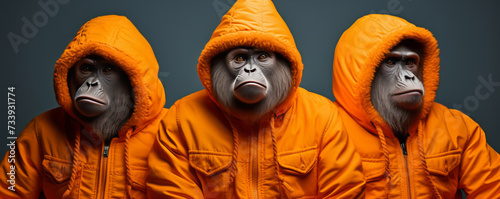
[1,0,499,160]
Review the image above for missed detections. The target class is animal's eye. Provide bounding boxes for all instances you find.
[405,59,415,66]
[80,64,95,72]
[103,64,115,73]
[386,58,396,65]
[257,53,268,60]
[235,55,246,62]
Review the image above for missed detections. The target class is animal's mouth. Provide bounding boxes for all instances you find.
[393,89,423,96]
[76,96,106,105]
[235,81,267,90]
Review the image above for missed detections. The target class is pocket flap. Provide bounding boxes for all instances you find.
[361,159,386,182]
[130,166,149,192]
[189,150,232,176]
[277,146,317,175]
[426,150,461,176]
[42,155,73,183]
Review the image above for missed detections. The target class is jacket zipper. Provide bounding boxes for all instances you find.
[400,137,412,199]
[251,127,259,199]
[97,142,110,198]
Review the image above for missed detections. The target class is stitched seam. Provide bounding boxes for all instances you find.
[188,150,232,156]
[425,150,462,158]
[278,146,316,156]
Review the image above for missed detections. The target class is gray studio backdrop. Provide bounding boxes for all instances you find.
[2,1,500,158]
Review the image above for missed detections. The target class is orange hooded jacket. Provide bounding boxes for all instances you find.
[147,0,365,198]
[0,15,167,198]
[332,14,500,198]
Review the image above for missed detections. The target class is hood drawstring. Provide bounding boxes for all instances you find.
[375,125,391,198]
[63,125,82,199]
[376,122,442,198]
[270,115,294,197]
[124,129,133,198]
[221,112,239,199]
[224,113,294,198]
[416,121,442,199]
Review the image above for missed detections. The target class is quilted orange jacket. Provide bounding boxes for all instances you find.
[147,0,365,198]
[332,14,500,198]
[0,15,167,198]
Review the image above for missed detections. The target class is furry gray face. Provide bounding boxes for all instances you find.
[68,55,134,141]
[211,47,292,121]
[371,40,424,134]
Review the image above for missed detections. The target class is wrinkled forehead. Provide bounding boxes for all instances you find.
[389,39,424,55]
[70,55,125,71]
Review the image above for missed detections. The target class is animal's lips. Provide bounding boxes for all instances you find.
[76,96,106,105]
[393,89,423,96]
[235,81,267,90]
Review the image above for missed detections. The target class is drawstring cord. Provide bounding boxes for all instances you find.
[124,129,134,198]
[376,121,442,198]
[270,115,294,197]
[375,125,391,198]
[63,125,82,198]
[221,113,239,199]
[64,126,135,198]
[223,113,294,198]
[416,121,442,199]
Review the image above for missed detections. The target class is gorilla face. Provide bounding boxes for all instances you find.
[68,55,134,141]
[371,40,424,134]
[211,47,292,121]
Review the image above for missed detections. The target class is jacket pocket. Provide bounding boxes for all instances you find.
[361,159,386,182]
[42,155,73,183]
[41,155,73,198]
[189,150,232,198]
[129,166,148,192]
[425,150,461,197]
[277,146,317,198]
[426,150,461,176]
[361,158,387,197]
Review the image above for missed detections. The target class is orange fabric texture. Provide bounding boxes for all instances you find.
[332,14,500,198]
[147,0,365,198]
[0,15,167,198]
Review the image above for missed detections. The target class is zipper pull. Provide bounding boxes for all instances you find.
[400,142,408,156]
[103,145,110,157]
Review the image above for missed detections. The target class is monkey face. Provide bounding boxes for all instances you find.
[227,48,275,104]
[374,41,424,111]
[69,56,130,118]
[371,40,425,133]
[211,47,292,120]
[67,55,133,141]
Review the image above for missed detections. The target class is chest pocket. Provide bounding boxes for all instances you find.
[129,166,149,198]
[361,159,386,182]
[425,150,461,197]
[42,155,72,183]
[42,155,73,198]
[189,150,232,199]
[361,158,387,197]
[277,146,317,199]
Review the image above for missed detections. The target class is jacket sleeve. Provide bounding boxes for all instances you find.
[146,103,204,198]
[458,113,500,198]
[0,118,43,199]
[317,106,366,198]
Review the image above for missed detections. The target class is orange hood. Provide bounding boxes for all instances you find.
[198,0,303,115]
[332,14,440,135]
[53,15,165,138]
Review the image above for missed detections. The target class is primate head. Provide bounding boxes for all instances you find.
[211,47,292,121]
[371,40,425,134]
[68,55,134,141]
